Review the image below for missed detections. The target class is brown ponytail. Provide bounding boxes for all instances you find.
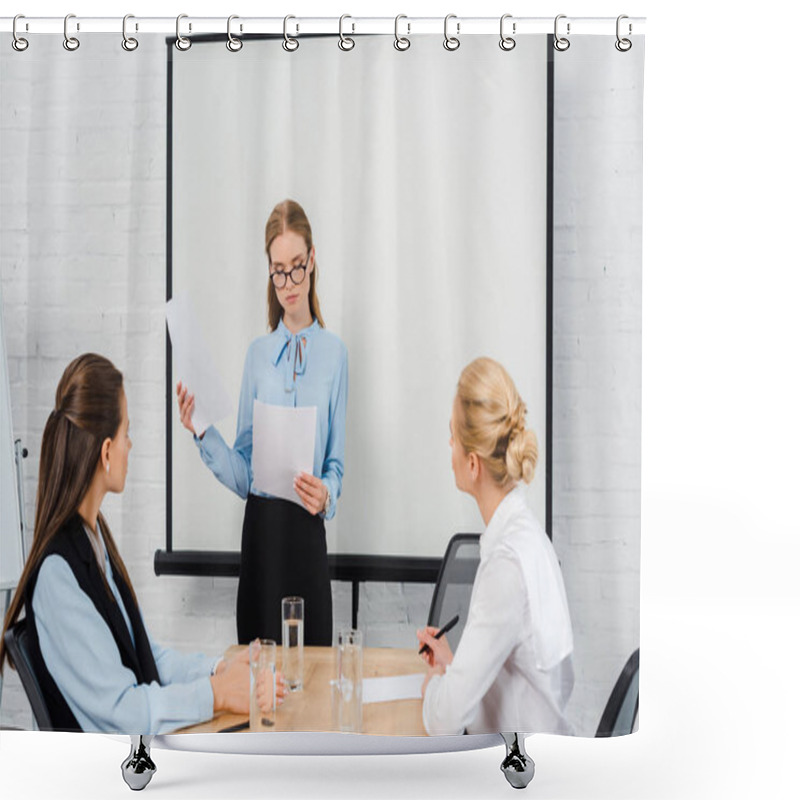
[1,353,138,672]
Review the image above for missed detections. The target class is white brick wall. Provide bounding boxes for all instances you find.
[1,34,640,738]
[552,36,643,736]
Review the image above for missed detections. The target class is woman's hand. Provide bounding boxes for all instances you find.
[294,472,329,516]
[210,658,250,714]
[214,646,250,676]
[416,626,454,669]
[421,663,447,698]
[176,381,200,438]
[210,653,287,715]
[257,670,287,714]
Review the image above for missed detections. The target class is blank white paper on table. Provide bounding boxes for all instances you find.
[362,674,425,705]
[251,400,317,506]
[166,294,234,436]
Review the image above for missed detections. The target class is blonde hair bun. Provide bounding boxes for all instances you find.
[455,357,538,487]
[506,426,539,484]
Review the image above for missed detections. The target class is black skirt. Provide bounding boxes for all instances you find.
[236,495,332,646]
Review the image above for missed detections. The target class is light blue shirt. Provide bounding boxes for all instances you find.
[32,531,217,734]
[197,318,348,520]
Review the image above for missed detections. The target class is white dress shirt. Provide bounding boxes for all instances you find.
[423,486,575,735]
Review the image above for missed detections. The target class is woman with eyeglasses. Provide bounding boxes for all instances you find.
[176,199,348,646]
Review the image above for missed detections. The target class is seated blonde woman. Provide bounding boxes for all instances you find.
[417,357,574,735]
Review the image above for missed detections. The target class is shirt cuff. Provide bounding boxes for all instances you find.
[195,425,223,462]
[320,477,335,520]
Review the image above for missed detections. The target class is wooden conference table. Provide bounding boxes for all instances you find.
[176,646,427,736]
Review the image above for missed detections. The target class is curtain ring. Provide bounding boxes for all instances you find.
[175,14,191,51]
[12,15,29,52]
[283,15,299,52]
[63,13,80,51]
[227,15,243,52]
[553,14,570,51]
[443,14,460,51]
[122,14,138,51]
[615,15,632,52]
[499,14,516,51]
[394,15,410,51]
[338,14,355,51]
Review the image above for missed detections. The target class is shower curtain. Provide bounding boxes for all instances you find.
[0,16,642,754]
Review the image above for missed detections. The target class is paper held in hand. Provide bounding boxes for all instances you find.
[252,400,317,506]
[165,294,234,436]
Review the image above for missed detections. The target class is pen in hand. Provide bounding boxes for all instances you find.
[418,614,460,656]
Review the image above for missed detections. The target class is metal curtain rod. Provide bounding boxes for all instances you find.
[1,15,646,36]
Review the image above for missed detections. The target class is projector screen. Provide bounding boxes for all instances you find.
[168,34,550,559]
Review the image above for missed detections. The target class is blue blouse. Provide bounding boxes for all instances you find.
[32,532,217,734]
[196,318,348,520]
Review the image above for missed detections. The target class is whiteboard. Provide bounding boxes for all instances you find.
[168,35,549,558]
[1,287,24,591]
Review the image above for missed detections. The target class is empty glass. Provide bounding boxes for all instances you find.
[336,628,363,733]
[282,596,304,692]
[249,638,276,730]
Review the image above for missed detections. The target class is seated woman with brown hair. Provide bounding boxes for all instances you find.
[0,353,284,733]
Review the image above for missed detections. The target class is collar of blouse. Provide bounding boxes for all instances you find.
[272,317,320,387]
[480,484,526,559]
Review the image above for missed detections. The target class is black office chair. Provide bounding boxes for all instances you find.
[596,648,639,737]
[426,533,481,654]
[3,618,53,731]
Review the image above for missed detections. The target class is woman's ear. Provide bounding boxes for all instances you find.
[308,246,316,275]
[468,451,481,482]
[101,437,112,474]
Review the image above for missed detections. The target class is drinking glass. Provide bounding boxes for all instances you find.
[249,638,276,730]
[336,628,363,733]
[282,596,304,692]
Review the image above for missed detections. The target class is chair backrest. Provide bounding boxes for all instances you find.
[596,648,639,737]
[426,533,481,654]
[3,618,53,731]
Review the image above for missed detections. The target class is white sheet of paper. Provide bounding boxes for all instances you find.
[362,674,426,705]
[166,294,234,437]
[251,401,317,505]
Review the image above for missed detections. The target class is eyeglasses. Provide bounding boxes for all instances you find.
[270,255,310,289]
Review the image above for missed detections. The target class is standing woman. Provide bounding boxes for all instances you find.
[417,357,574,735]
[177,199,347,646]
